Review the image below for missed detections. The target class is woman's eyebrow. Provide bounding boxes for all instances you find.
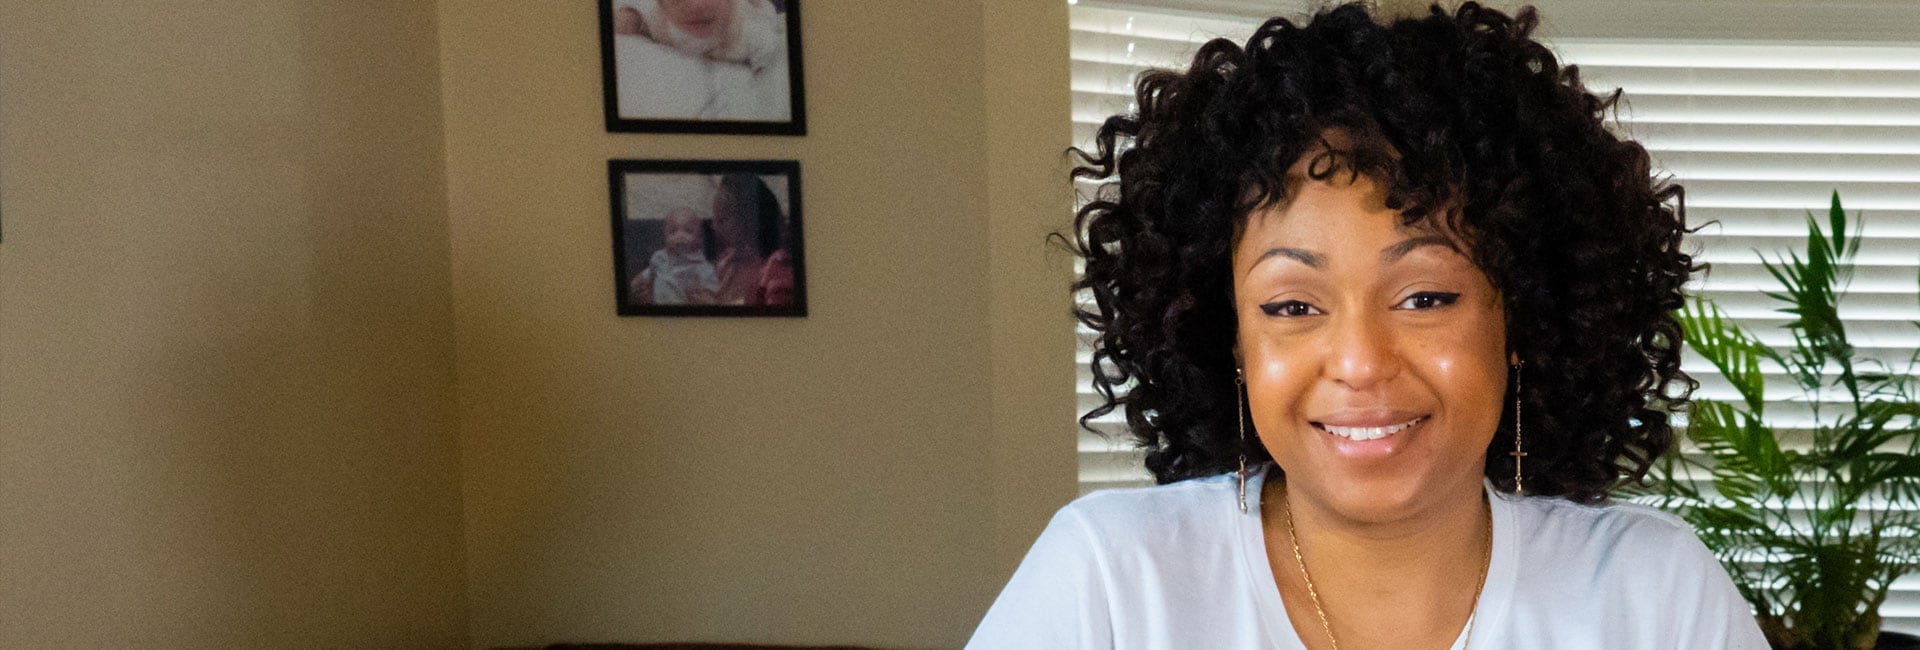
[1380,234,1457,264]
[1247,235,1456,276]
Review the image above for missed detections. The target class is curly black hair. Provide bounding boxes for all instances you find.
[1066,2,1699,503]
[717,173,787,257]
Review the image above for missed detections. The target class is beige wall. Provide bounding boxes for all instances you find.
[0,1,467,647]
[439,0,1073,647]
[981,0,1083,600]
[0,0,1071,647]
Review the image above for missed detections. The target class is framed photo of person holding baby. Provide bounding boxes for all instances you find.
[598,0,806,135]
[610,159,806,317]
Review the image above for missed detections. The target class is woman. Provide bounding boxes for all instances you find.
[969,3,1767,649]
[709,173,795,306]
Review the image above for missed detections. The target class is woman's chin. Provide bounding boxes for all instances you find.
[1283,419,1487,521]
[1321,479,1428,522]
[1284,465,1453,524]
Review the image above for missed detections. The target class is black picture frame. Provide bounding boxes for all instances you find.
[610,159,807,317]
[598,0,807,136]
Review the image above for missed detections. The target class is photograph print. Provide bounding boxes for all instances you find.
[599,0,806,135]
[610,159,805,317]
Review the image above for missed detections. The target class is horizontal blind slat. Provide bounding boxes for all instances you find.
[1549,42,1920,71]
[1578,64,1920,99]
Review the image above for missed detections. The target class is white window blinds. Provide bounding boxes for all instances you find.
[1069,2,1920,632]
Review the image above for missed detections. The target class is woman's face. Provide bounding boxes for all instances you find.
[1232,159,1509,523]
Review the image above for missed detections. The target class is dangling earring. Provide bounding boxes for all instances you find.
[1236,368,1250,514]
[1511,360,1527,496]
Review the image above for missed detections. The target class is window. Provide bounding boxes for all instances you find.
[1069,2,1920,631]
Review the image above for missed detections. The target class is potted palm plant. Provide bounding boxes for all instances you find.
[1632,192,1920,649]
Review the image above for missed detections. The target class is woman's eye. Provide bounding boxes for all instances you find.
[1259,301,1321,317]
[1398,291,1462,310]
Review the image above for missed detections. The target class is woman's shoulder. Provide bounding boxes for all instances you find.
[1500,492,1724,581]
[1514,490,1699,533]
[1505,491,1694,533]
[1068,471,1237,521]
[1056,472,1242,546]
[972,474,1246,649]
[1496,493,1768,646]
[1506,492,1704,548]
[1020,471,1250,594]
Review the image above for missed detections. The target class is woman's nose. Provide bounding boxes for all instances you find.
[1323,309,1400,390]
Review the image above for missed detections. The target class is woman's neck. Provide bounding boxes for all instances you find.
[1262,470,1492,650]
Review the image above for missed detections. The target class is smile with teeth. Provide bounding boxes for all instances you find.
[1313,415,1428,441]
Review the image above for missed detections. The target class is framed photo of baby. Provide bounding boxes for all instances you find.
[598,0,806,135]
[610,159,806,317]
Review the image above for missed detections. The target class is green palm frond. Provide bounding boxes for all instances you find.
[1680,298,1774,415]
[1689,400,1793,501]
[1648,193,1920,649]
[1758,192,1865,403]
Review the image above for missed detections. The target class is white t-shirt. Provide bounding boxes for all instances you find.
[967,462,1768,649]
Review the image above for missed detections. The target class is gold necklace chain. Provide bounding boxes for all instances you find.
[1280,490,1492,650]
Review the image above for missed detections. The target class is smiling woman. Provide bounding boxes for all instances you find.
[968,2,1770,649]
[1233,149,1512,530]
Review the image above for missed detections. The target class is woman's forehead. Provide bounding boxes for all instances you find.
[1237,192,1474,271]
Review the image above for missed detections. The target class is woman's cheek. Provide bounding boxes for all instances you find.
[1245,340,1314,448]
